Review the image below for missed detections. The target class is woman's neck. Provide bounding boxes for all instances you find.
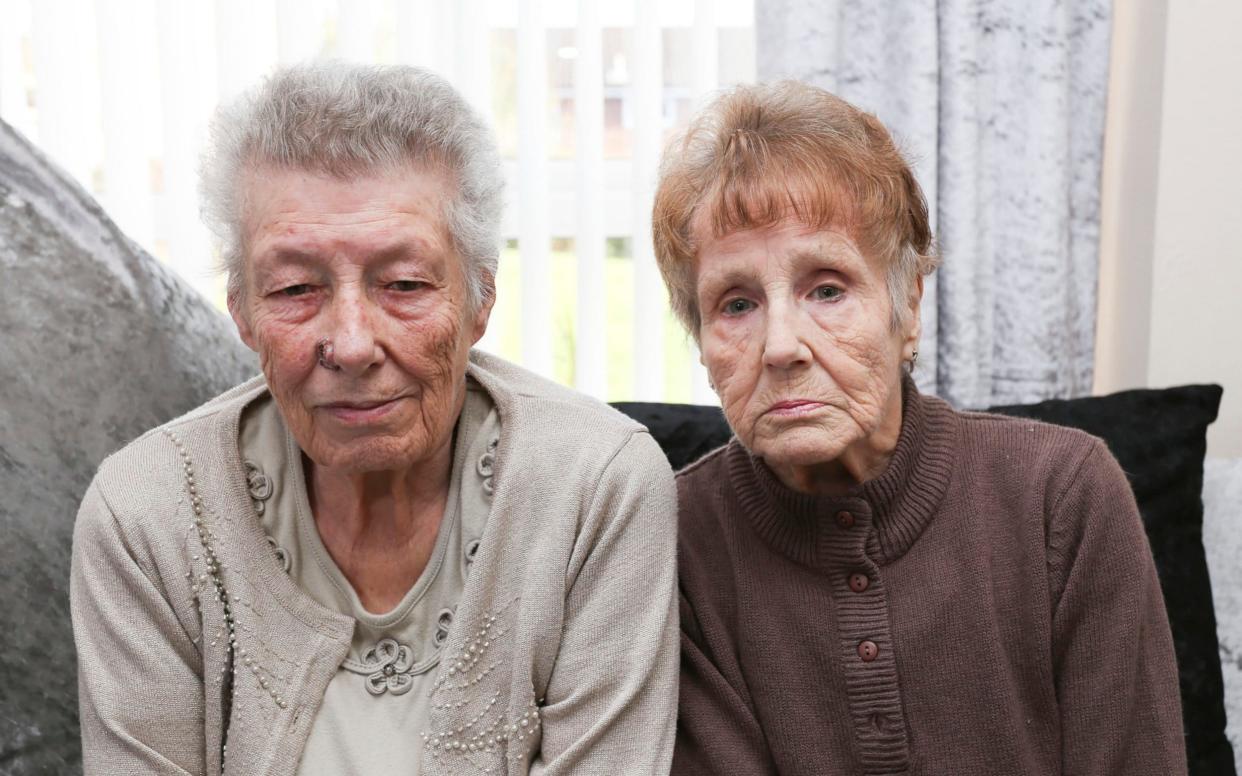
[309,449,451,538]
[305,439,454,613]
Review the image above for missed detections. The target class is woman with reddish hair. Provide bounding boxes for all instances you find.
[655,81,1186,776]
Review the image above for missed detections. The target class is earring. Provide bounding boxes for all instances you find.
[910,349,919,368]
[317,338,341,371]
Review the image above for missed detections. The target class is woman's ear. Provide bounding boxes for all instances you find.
[903,274,925,358]
[228,288,258,352]
[470,271,497,345]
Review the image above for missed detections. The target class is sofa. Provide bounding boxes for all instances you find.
[2,116,1238,774]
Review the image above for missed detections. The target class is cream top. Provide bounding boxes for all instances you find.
[237,379,500,775]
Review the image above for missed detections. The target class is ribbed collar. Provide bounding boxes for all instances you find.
[727,376,958,567]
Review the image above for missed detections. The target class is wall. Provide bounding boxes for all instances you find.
[1095,0,1242,457]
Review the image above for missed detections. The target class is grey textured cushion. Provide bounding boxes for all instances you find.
[0,119,256,774]
[1203,458,1242,774]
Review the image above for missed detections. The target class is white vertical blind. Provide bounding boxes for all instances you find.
[630,0,664,400]
[394,1,439,69]
[155,0,217,298]
[689,0,720,405]
[692,0,719,99]
[214,0,278,103]
[573,0,606,397]
[0,2,37,142]
[516,0,553,377]
[96,0,157,249]
[1,0,755,403]
[277,0,323,64]
[454,0,491,115]
[336,0,381,62]
[433,3,458,83]
[30,0,98,189]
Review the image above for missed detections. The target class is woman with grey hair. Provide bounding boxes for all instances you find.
[656,82,1186,775]
[70,62,677,775]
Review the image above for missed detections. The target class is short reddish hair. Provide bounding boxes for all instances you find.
[652,81,938,334]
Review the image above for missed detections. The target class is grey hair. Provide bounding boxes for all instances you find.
[200,61,504,310]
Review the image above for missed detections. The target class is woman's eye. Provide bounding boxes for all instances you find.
[724,298,754,315]
[813,285,842,301]
[281,284,313,297]
[387,280,426,292]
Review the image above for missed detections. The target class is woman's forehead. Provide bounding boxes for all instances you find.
[691,165,865,237]
[241,166,454,264]
[695,219,863,263]
[242,165,447,219]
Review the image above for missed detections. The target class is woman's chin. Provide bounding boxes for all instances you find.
[304,436,428,475]
[749,425,857,469]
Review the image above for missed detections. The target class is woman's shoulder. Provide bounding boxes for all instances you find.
[674,442,741,533]
[88,375,265,522]
[942,398,1119,512]
[468,350,648,448]
[676,441,733,484]
[950,400,1104,462]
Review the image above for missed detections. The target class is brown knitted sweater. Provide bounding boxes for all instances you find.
[674,383,1187,776]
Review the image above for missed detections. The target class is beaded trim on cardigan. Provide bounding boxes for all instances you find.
[423,695,542,763]
[421,601,544,766]
[165,429,290,770]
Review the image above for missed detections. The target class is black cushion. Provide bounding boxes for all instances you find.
[614,383,1233,776]
[990,386,1231,775]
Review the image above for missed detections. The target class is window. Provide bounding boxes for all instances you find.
[0,0,755,402]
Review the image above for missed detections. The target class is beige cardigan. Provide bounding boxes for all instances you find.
[70,351,679,776]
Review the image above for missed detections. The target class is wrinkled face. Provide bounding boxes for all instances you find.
[229,165,492,474]
[694,218,919,469]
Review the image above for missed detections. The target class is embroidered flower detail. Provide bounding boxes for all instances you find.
[434,608,454,649]
[265,534,291,573]
[243,460,273,515]
[362,638,416,696]
[477,437,499,496]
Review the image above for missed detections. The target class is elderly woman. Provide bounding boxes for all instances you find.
[70,62,677,776]
[654,82,1186,775]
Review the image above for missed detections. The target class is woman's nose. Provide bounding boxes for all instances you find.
[326,288,384,374]
[762,303,812,370]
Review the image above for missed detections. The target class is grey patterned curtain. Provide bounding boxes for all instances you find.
[757,0,1112,408]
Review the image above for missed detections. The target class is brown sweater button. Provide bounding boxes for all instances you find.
[836,510,855,528]
[849,572,870,593]
[858,640,879,662]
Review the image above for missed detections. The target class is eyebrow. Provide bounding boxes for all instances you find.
[790,246,854,269]
[703,246,850,282]
[697,265,752,295]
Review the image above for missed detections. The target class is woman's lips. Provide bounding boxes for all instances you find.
[319,396,404,424]
[765,400,828,418]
